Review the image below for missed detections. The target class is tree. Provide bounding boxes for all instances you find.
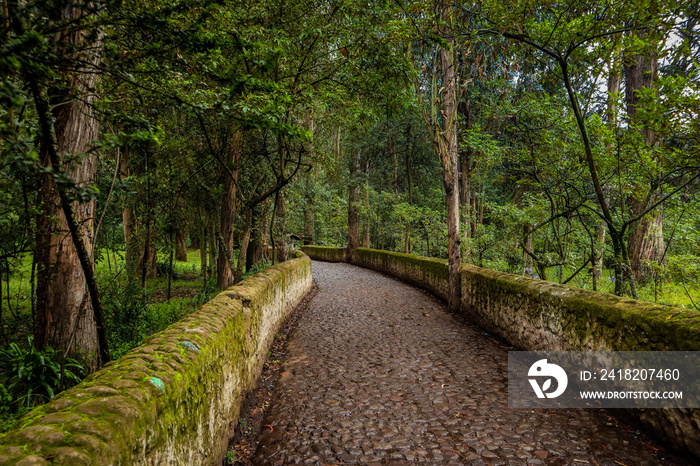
[8,0,111,370]
[483,0,700,296]
[409,1,462,311]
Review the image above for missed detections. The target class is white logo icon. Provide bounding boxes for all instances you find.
[528,359,568,399]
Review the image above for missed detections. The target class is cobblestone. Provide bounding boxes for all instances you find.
[251,261,681,465]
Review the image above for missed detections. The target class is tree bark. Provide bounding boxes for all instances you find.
[389,128,399,195]
[134,231,157,279]
[346,148,361,262]
[175,218,188,262]
[404,124,414,254]
[234,208,253,283]
[34,0,105,371]
[217,130,242,289]
[625,32,664,279]
[274,190,287,263]
[208,221,217,275]
[199,219,208,281]
[303,176,315,244]
[459,148,473,241]
[120,148,138,280]
[437,7,461,312]
[361,156,370,248]
[246,204,262,271]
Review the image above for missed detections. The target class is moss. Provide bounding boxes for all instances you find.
[301,246,346,262]
[0,253,312,465]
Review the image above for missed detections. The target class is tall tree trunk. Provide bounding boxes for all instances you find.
[261,199,270,261]
[246,205,262,271]
[175,218,188,262]
[404,124,414,254]
[234,208,253,283]
[120,148,138,279]
[459,148,473,242]
[389,127,399,195]
[134,190,157,281]
[274,190,287,263]
[361,156,370,248]
[594,222,606,279]
[217,130,242,289]
[625,32,664,279]
[346,148,361,262]
[522,224,533,274]
[199,219,208,281]
[208,221,217,275]
[34,0,105,371]
[591,54,618,284]
[437,9,461,312]
[303,176,315,244]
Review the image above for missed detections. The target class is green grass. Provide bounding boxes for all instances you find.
[481,256,700,309]
[0,247,225,432]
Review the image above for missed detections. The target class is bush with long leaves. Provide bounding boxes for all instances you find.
[0,338,85,407]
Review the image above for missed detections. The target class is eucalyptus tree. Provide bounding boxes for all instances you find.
[401,0,464,311]
[2,0,112,369]
[481,0,700,296]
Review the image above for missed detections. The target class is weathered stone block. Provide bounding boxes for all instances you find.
[0,253,312,465]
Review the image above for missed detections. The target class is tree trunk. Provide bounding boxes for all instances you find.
[199,220,208,280]
[361,156,370,248]
[625,32,664,279]
[522,224,533,274]
[175,218,188,262]
[34,1,104,371]
[208,221,217,275]
[628,206,664,278]
[120,148,138,280]
[437,13,461,312]
[594,221,606,279]
[304,205,315,244]
[389,128,399,195]
[134,231,157,279]
[217,131,242,289]
[246,205,262,271]
[261,200,270,261]
[459,148,473,242]
[274,190,287,263]
[346,148,361,262]
[234,208,253,283]
[405,125,414,254]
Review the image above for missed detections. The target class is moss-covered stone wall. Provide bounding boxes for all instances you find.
[301,246,346,263]
[308,247,700,459]
[0,252,312,465]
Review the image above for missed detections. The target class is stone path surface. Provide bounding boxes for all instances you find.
[251,261,680,465]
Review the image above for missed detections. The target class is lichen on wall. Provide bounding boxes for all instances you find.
[0,253,312,465]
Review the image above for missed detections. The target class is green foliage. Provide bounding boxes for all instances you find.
[0,338,85,408]
[103,283,149,359]
[224,449,237,463]
[156,261,182,280]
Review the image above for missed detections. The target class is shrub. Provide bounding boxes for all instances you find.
[0,338,85,407]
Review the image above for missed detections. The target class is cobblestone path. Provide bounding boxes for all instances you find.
[251,261,679,465]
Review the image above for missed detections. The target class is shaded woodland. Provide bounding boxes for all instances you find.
[0,0,699,426]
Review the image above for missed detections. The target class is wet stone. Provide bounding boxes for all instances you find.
[248,261,683,465]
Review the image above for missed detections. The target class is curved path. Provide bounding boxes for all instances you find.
[252,261,678,465]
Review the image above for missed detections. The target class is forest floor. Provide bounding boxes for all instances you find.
[238,261,691,466]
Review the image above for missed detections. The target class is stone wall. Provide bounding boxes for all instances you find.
[0,252,312,465]
[302,246,700,458]
[300,246,346,263]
